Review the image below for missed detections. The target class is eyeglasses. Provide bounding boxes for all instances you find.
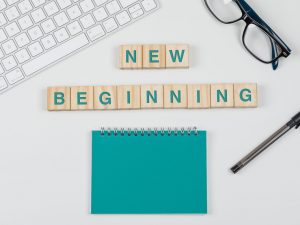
[204,0,291,70]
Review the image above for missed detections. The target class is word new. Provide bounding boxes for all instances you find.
[119,44,189,69]
[47,83,258,111]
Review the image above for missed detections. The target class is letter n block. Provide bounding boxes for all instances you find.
[94,86,117,110]
[71,86,94,110]
[166,44,189,68]
[211,84,234,108]
[164,84,187,109]
[234,83,258,108]
[119,45,143,69]
[47,87,71,111]
[141,84,164,109]
[143,44,166,69]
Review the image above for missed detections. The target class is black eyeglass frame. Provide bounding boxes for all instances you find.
[204,0,291,69]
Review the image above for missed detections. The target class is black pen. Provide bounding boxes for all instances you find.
[231,111,300,174]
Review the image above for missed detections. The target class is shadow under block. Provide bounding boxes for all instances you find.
[188,84,211,109]
[164,84,188,109]
[211,84,234,108]
[143,44,166,69]
[234,83,258,108]
[119,45,143,69]
[166,44,189,68]
[71,86,94,110]
[117,85,141,109]
[47,87,71,111]
[94,86,117,110]
[141,85,164,109]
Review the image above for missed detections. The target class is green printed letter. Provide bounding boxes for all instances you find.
[146,90,157,103]
[240,88,252,102]
[54,92,65,105]
[127,91,131,104]
[197,90,201,103]
[126,50,136,63]
[217,90,228,103]
[77,92,87,105]
[99,92,111,105]
[149,50,159,63]
[169,50,185,63]
[170,90,181,103]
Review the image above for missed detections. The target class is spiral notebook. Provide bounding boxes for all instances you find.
[91,128,207,214]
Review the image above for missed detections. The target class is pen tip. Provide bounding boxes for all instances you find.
[231,164,242,174]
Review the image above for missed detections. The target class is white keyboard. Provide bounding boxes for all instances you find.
[0,0,159,94]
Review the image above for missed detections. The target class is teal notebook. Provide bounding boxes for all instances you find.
[91,128,207,214]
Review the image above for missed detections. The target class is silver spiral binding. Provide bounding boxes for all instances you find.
[100,127,199,136]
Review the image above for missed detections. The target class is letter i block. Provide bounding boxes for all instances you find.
[119,45,143,69]
[71,86,94,110]
[234,83,258,108]
[141,84,164,109]
[187,84,211,109]
[94,86,117,110]
[47,87,71,111]
[211,84,234,108]
[117,85,141,109]
[166,44,189,68]
[143,44,166,69]
[164,84,187,109]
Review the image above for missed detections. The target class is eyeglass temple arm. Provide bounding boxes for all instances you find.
[270,39,279,70]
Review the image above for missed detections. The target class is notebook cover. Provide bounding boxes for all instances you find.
[91,130,207,214]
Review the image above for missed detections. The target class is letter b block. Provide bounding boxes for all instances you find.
[234,83,258,108]
[47,87,71,111]
[119,45,143,69]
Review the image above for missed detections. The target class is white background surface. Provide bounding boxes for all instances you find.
[0,0,299,224]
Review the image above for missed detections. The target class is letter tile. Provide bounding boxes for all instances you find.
[166,44,189,68]
[143,44,166,69]
[71,86,94,110]
[164,84,187,109]
[211,84,234,108]
[119,45,143,69]
[47,87,71,111]
[117,85,141,109]
[94,86,117,110]
[234,83,258,108]
[141,84,164,109]
[187,84,211,109]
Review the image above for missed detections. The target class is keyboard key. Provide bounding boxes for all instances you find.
[2,40,17,54]
[93,7,107,21]
[103,18,118,32]
[80,14,95,28]
[7,0,19,5]
[5,6,20,21]
[6,68,24,84]
[15,48,30,63]
[0,0,6,10]
[87,25,105,41]
[54,12,69,26]
[28,26,43,40]
[67,21,82,35]
[116,11,131,25]
[67,5,82,19]
[0,65,4,74]
[44,2,59,16]
[93,0,107,6]
[141,0,156,11]
[2,56,17,70]
[18,0,33,14]
[119,0,138,8]
[129,3,141,13]
[106,0,121,15]
[18,15,33,29]
[80,0,94,13]
[131,8,143,18]
[15,32,30,47]
[41,19,56,33]
[28,42,43,56]
[31,8,46,23]
[41,35,56,49]
[0,49,4,58]
[0,77,8,90]
[57,0,71,9]
[54,28,69,42]
[0,13,7,26]
[5,22,20,37]
[22,34,89,76]
[31,0,45,7]
[0,29,7,42]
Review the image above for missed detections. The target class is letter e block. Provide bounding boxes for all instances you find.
[117,85,141,109]
[164,84,187,109]
[47,87,71,111]
[143,44,166,69]
[94,86,117,110]
[234,83,257,108]
[211,84,234,108]
[188,84,211,109]
[166,44,189,68]
[141,85,164,109]
[71,86,94,110]
[119,45,143,69]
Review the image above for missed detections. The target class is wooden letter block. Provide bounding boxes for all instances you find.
[166,44,189,68]
[187,84,211,109]
[71,86,94,110]
[119,45,143,69]
[141,85,164,109]
[117,85,141,109]
[143,44,166,69]
[234,83,258,108]
[94,86,117,110]
[47,87,71,111]
[211,84,234,108]
[164,84,187,109]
